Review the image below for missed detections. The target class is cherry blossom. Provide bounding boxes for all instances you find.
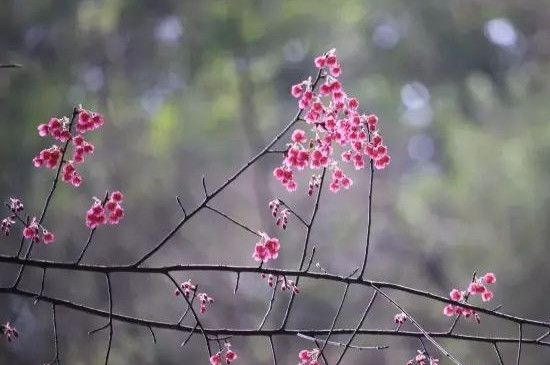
[1,323,18,342]
[278,49,390,193]
[394,312,407,324]
[34,107,104,187]
[406,350,439,365]
[209,342,237,364]
[252,232,281,263]
[444,272,496,322]
[85,191,124,229]
[298,348,320,365]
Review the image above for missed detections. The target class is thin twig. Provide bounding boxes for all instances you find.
[494,343,504,365]
[516,323,522,365]
[258,279,280,330]
[205,205,259,237]
[298,333,387,350]
[371,285,464,365]
[358,152,375,279]
[335,290,378,365]
[105,274,114,365]
[176,196,187,217]
[280,168,326,329]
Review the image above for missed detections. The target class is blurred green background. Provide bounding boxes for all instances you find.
[2,0,550,364]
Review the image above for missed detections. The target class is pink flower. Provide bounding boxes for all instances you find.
[37,123,49,137]
[483,272,496,284]
[443,305,455,317]
[291,129,307,144]
[225,349,237,363]
[449,289,462,301]
[43,230,55,244]
[468,282,486,294]
[210,352,222,365]
[291,83,304,98]
[481,290,493,302]
[252,233,281,263]
[253,243,269,262]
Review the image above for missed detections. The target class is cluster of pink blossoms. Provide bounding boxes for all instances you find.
[268,200,290,229]
[298,348,320,365]
[260,274,300,293]
[174,279,214,314]
[22,217,55,244]
[1,198,55,244]
[394,312,407,324]
[1,323,18,342]
[274,49,390,193]
[443,272,496,322]
[85,191,125,229]
[209,343,237,365]
[34,107,103,187]
[406,350,439,365]
[252,233,281,263]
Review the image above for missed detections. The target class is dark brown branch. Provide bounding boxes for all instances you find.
[335,290,378,365]
[2,255,548,329]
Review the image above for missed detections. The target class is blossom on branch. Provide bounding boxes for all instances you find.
[275,49,391,193]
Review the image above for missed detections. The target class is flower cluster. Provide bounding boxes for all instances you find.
[22,217,55,244]
[0,216,15,236]
[1,323,18,342]
[406,350,439,365]
[174,279,213,314]
[174,279,197,298]
[85,191,125,229]
[252,233,281,263]
[34,107,104,187]
[209,343,237,365]
[298,348,320,365]
[394,312,407,324]
[260,274,300,294]
[275,49,390,193]
[268,200,290,230]
[197,292,214,314]
[443,272,496,321]
[1,198,55,243]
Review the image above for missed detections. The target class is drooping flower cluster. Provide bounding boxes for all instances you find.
[443,272,496,322]
[22,217,55,244]
[406,350,439,365]
[174,279,197,298]
[85,191,125,229]
[252,233,281,263]
[34,107,104,187]
[174,279,213,314]
[275,49,391,193]
[197,292,214,314]
[298,348,320,365]
[1,198,55,244]
[1,323,18,342]
[268,200,290,230]
[394,312,407,324]
[209,342,237,365]
[260,274,300,293]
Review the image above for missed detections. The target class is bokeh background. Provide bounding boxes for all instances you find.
[2,0,550,364]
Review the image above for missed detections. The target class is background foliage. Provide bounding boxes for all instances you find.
[2,0,550,364]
